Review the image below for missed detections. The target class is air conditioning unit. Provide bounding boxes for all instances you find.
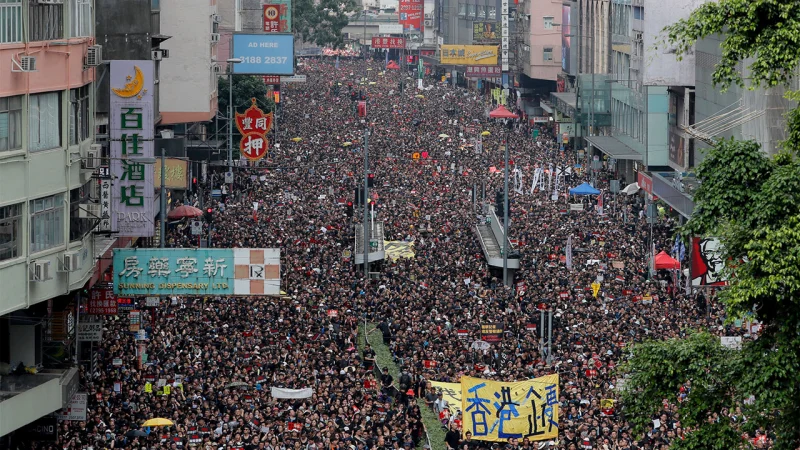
[424,13,432,19]
[78,203,101,219]
[211,33,220,43]
[83,145,100,169]
[152,49,163,61]
[85,45,102,67]
[62,251,82,272]
[424,19,433,27]
[30,261,52,282]
[213,64,222,74]
[11,55,37,72]
[212,14,221,23]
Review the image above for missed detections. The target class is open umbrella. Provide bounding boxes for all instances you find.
[438,134,450,138]
[142,418,173,427]
[126,430,148,438]
[369,82,377,85]
[342,142,352,147]
[481,131,491,136]
[225,381,250,389]
[291,137,302,142]
[415,94,425,99]
[167,205,203,220]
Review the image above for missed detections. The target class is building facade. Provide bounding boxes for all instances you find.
[0,0,95,437]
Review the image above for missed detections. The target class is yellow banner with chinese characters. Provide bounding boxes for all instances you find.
[430,381,462,416]
[461,374,559,442]
[440,45,499,66]
[154,157,189,189]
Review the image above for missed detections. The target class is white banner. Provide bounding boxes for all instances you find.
[55,393,87,421]
[271,387,314,399]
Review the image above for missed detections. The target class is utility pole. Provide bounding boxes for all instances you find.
[363,130,370,279]
[160,148,166,248]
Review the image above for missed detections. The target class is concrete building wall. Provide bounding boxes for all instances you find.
[642,0,705,86]
[159,0,219,124]
[526,0,562,81]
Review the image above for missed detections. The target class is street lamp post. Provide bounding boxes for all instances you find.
[489,106,519,287]
[226,58,242,192]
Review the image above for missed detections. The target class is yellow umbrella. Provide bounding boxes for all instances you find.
[438,134,450,138]
[481,131,491,136]
[143,418,174,427]
[291,137,302,142]
[415,95,425,99]
[369,82,377,85]
[342,142,352,147]
[367,68,373,71]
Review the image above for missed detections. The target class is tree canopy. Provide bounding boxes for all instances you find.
[619,0,800,448]
[293,0,358,49]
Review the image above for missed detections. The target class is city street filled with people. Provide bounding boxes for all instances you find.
[41,57,747,450]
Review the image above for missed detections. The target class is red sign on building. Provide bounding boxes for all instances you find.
[637,171,653,195]
[87,287,118,315]
[263,75,281,85]
[398,0,423,32]
[262,5,282,32]
[465,65,502,78]
[371,37,406,49]
[235,98,273,161]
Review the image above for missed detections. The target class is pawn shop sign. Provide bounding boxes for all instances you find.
[236,98,273,161]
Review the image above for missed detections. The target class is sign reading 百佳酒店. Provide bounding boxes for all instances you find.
[110,60,155,237]
[113,248,281,296]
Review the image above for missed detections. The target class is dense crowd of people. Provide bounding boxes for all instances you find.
[20,55,755,450]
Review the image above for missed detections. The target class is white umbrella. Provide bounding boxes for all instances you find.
[621,182,640,195]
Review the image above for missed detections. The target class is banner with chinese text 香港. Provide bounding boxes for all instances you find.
[113,248,280,296]
[461,374,559,442]
[110,60,156,237]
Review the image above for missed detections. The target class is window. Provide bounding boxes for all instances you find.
[30,194,64,253]
[543,47,553,62]
[0,0,23,43]
[69,182,93,242]
[633,6,643,20]
[543,16,554,29]
[487,6,495,20]
[0,203,22,261]
[70,86,90,145]
[0,95,23,152]
[29,2,63,41]
[467,4,475,18]
[29,92,61,152]
[458,3,466,17]
[69,0,92,37]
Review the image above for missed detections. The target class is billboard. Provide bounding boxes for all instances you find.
[113,248,281,296]
[231,34,295,75]
[398,0,423,32]
[379,23,404,34]
[668,126,687,168]
[263,0,291,31]
[691,237,727,286]
[110,60,155,237]
[372,37,406,49]
[440,45,498,65]
[465,65,501,78]
[561,5,571,73]
[236,98,273,161]
[472,22,501,41]
[153,158,189,189]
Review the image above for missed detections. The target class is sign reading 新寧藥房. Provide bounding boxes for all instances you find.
[113,248,281,296]
[110,60,156,237]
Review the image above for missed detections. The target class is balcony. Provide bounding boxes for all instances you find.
[0,367,78,436]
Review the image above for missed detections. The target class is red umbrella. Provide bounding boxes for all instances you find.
[167,205,203,220]
[489,105,519,119]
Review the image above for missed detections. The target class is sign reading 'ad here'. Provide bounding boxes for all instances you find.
[231,34,295,76]
[113,248,281,296]
[110,60,156,237]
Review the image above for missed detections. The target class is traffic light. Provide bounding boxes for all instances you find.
[204,207,214,223]
[495,191,505,219]
[367,173,375,188]
[346,201,354,217]
[355,187,363,206]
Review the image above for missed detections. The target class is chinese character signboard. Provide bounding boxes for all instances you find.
[110,60,155,237]
[88,286,118,315]
[473,22,501,41]
[153,158,189,189]
[461,375,559,442]
[440,45,499,65]
[480,323,504,343]
[371,37,406,49]
[398,0,423,32]
[113,248,281,296]
[236,98,273,161]
[262,5,285,32]
[99,176,111,231]
[263,75,281,85]
[465,66,502,78]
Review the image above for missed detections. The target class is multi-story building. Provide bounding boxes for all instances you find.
[519,0,562,84]
[0,0,100,438]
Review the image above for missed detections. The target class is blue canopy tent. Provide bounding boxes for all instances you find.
[569,182,600,196]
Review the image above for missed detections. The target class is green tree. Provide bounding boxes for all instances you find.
[212,75,273,142]
[620,1,800,448]
[292,0,358,49]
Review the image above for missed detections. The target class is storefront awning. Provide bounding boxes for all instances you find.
[540,102,554,114]
[585,136,642,160]
[551,92,576,109]
[652,172,696,219]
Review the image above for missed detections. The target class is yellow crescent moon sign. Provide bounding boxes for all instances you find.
[112,66,145,98]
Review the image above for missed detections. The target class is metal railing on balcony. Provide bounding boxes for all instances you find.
[0,1,23,43]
